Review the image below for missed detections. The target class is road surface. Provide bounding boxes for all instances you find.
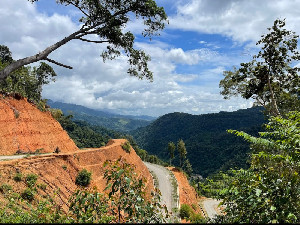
[202,198,222,219]
[144,162,174,212]
[0,153,52,161]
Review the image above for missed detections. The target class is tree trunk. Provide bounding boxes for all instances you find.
[267,72,281,117]
[0,29,83,81]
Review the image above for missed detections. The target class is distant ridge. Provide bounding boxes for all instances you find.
[131,106,266,177]
[47,100,155,132]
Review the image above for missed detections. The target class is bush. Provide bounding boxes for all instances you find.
[75,169,92,187]
[26,173,38,188]
[0,183,13,194]
[179,204,193,219]
[121,141,131,153]
[38,183,47,191]
[14,172,23,182]
[21,188,35,201]
[190,213,206,223]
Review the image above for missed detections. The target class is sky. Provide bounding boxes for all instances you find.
[1,0,300,117]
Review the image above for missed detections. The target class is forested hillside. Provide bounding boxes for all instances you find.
[132,107,266,177]
[48,100,154,132]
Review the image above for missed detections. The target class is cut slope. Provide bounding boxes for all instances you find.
[168,167,203,217]
[0,139,154,212]
[0,95,78,155]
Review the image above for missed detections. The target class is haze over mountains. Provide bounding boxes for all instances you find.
[47,100,155,132]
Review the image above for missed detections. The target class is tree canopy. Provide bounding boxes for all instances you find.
[220,19,300,116]
[0,0,167,81]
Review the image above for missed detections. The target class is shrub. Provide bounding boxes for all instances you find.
[179,204,193,219]
[190,213,206,223]
[121,141,131,153]
[62,165,67,170]
[75,169,92,187]
[0,183,13,193]
[21,188,35,201]
[14,172,23,182]
[26,173,38,188]
[38,183,47,191]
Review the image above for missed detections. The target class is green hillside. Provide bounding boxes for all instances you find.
[47,100,154,132]
[131,107,266,177]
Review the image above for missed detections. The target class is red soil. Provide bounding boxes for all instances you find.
[168,167,204,222]
[0,139,154,212]
[0,95,78,155]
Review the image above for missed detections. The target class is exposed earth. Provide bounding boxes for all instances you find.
[0,95,206,219]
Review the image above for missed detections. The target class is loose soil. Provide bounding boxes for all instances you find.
[0,139,154,212]
[0,95,78,155]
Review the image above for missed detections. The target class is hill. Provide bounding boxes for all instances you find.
[47,100,154,132]
[131,107,266,177]
[0,95,78,155]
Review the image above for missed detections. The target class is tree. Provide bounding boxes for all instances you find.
[103,157,169,223]
[177,139,187,168]
[216,111,300,223]
[183,159,193,177]
[167,141,176,165]
[220,19,300,116]
[0,45,56,110]
[0,0,167,82]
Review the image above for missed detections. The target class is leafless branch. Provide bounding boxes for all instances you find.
[45,58,73,69]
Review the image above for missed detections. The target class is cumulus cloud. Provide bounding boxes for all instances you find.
[1,0,256,117]
[169,0,300,43]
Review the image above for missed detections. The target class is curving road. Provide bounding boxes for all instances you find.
[144,162,174,212]
[202,198,222,219]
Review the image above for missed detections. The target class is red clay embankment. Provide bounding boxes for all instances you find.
[0,139,154,212]
[0,95,78,155]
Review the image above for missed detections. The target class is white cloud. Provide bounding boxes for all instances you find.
[169,0,300,43]
[1,0,256,117]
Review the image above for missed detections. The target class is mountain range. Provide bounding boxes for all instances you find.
[131,107,266,177]
[47,100,155,132]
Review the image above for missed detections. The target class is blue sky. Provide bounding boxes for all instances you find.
[1,0,300,117]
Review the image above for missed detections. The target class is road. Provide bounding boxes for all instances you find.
[202,198,222,219]
[0,153,52,161]
[144,162,174,212]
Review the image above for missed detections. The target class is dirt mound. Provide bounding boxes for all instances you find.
[168,167,203,219]
[0,139,154,212]
[0,95,78,155]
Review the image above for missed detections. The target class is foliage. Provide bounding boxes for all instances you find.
[69,188,114,223]
[193,171,234,199]
[220,19,300,116]
[25,173,38,188]
[168,141,176,165]
[0,183,13,194]
[47,100,153,132]
[182,159,193,177]
[179,204,193,219]
[75,169,92,187]
[132,107,265,177]
[0,197,67,223]
[0,0,168,81]
[0,45,56,110]
[177,139,187,167]
[21,188,35,202]
[179,204,206,223]
[13,172,23,182]
[121,141,131,153]
[217,111,300,223]
[103,157,170,223]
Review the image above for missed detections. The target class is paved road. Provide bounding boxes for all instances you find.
[144,162,174,212]
[203,198,222,219]
[0,153,52,161]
